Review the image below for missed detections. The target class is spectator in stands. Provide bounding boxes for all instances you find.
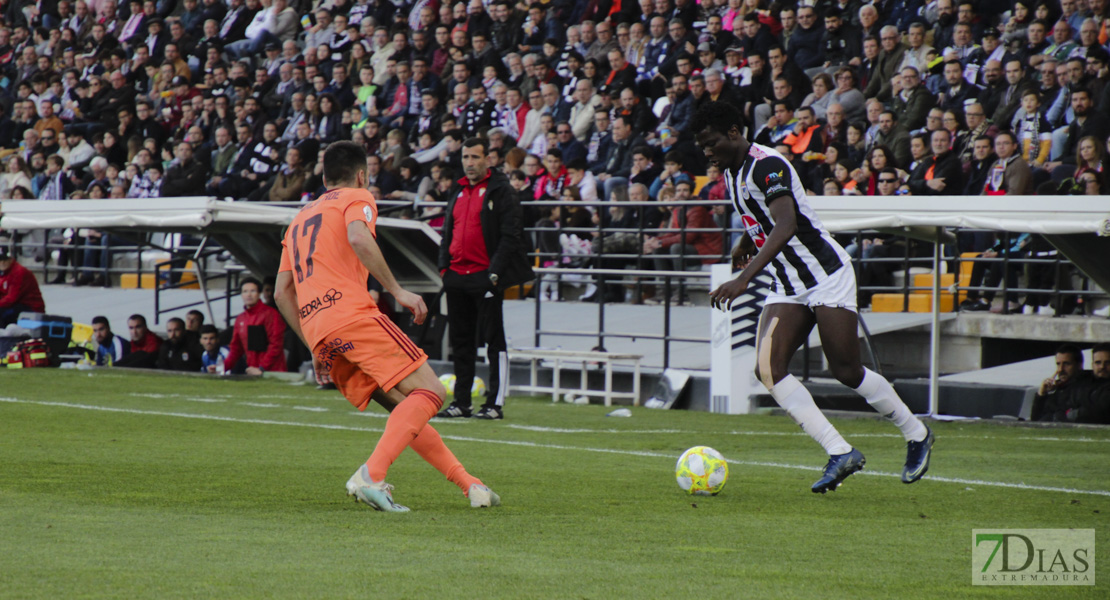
[162,140,209,197]
[116,313,163,368]
[642,178,722,301]
[199,324,229,373]
[864,26,907,101]
[91,315,130,366]
[1045,89,1110,172]
[156,316,204,372]
[983,131,1033,195]
[872,110,911,169]
[964,135,998,195]
[959,232,1032,313]
[1039,343,1110,424]
[892,66,936,133]
[268,146,306,202]
[908,129,964,195]
[0,245,45,327]
[224,276,286,375]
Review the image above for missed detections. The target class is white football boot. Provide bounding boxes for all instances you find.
[468,483,501,508]
[346,464,410,512]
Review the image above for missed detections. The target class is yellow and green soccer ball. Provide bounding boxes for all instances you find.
[438,373,486,397]
[675,446,729,495]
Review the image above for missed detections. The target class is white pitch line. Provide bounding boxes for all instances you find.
[129,393,226,403]
[241,402,282,409]
[2,397,1108,498]
[510,424,1110,444]
[508,424,687,434]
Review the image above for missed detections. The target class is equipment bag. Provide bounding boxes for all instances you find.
[17,313,74,358]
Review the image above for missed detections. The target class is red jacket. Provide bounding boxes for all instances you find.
[132,331,163,354]
[225,301,287,372]
[448,172,492,275]
[0,260,45,312]
[657,205,725,264]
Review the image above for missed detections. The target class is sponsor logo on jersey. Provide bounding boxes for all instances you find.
[764,170,788,196]
[363,205,375,223]
[299,288,344,320]
[741,215,767,248]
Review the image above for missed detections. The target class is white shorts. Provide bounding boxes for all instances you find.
[764,265,858,313]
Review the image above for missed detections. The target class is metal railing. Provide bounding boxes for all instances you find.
[7,232,243,326]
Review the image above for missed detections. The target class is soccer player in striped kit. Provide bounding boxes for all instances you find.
[693,101,934,493]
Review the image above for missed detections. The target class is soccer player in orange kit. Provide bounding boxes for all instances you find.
[274,141,499,512]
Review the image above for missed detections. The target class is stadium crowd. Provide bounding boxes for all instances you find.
[0,0,1106,308]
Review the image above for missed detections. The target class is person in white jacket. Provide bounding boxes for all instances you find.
[225,0,298,61]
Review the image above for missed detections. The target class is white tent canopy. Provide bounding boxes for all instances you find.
[0,197,297,231]
[2,195,1107,235]
[812,195,1110,236]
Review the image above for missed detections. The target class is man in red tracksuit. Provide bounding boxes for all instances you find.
[225,276,287,374]
[0,246,46,327]
[435,138,534,420]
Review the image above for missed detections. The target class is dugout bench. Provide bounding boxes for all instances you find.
[509,347,643,406]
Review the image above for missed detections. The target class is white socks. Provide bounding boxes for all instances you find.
[855,368,928,442]
[771,375,852,456]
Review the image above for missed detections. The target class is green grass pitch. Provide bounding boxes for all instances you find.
[0,370,1106,599]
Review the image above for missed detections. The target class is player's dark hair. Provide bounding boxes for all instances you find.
[1092,342,1110,356]
[128,314,147,326]
[1057,344,1084,365]
[199,324,219,336]
[691,100,744,136]
[463,137,489,154]
[168,317,185,328]
[92,315,109,327]
[323,141,368,185]
[241,276,262,292]
[186,309,204,323]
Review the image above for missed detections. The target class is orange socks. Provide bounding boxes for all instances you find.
[410,424,483,495]
[365,389,442,482]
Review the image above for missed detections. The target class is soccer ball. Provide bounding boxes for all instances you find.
[438,374,486,398]
[675,446,729,496]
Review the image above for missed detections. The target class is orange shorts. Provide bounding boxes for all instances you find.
[314,314,427,411]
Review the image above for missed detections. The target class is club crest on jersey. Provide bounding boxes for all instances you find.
[741,215,767,248]
[363,206,375,223]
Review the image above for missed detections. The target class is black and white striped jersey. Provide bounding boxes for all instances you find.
[723,143,850,296]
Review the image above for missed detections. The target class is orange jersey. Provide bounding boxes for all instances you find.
[279,188,381,348]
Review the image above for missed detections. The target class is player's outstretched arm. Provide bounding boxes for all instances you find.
[347,220,428,324]
[274,269,331,385]
[710,196,797,310]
